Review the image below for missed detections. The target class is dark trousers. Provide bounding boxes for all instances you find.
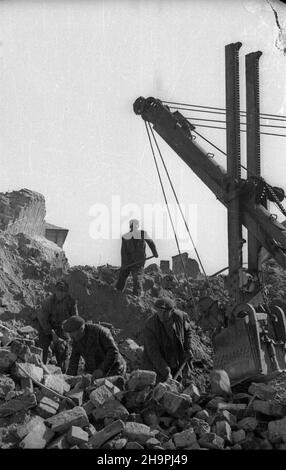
[38,325,70,373]
[115,266,144,295]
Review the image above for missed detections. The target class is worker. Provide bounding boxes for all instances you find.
[37,279,78,372]
[62,315,126,378]
[115,219,158,296]
[142,297,193,383]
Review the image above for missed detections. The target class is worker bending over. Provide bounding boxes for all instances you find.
[63,316,126,378]
[142,297,193,382]
[115,219,158,296]
[37,279,78,371]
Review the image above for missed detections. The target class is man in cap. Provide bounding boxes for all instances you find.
[63,316,126,378]
[115,219,158,296]
[142,297,193,383]
[37,279,78,371]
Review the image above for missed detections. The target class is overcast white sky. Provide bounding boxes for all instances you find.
[2,0,286,273]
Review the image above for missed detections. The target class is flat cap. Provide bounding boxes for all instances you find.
[62,315,85,333]
[154,297,175,311]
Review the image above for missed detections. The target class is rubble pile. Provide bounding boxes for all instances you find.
[1,331,286,450]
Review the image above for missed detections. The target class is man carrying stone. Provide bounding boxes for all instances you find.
[115,219,158,296]
[142,297,193,383]
[62,315,126,378]
[37,279,78,372]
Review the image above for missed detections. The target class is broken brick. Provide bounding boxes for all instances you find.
[15,415,45,440]
[232,429,246,444]
[112,438,128,449]
[19,421,55,449]
[152,382,169,401]
[67,426,89,446]
[237,417,258,432]
[162,391,192,417]
[0,375,15,399]
[210,369,231,397]
[36,396,60,419]
[215,421,232,442]
[127,370,156,391]
[125,441,144,450]
[183,383,200,402]
[46,406,89,433]
[163,439,176,450]
[173,428,197,448]
[92,399,129,422]
[83,400,95,416]
[252,400,285,417]
[89,419,125,449]
[268,417,286,443]
[248,382,277,401]
[199,432,225,449]
[146,437,162,448]
[123,421,157,444]
[0,391,37,417]
[190,417,211,436]
[89,385,114,407]
[14,362,43,382]
[195,409,210,422]
[43,374,70,395]
[47,434,69,449]
[67,390,84,406]
[29,345,43,360]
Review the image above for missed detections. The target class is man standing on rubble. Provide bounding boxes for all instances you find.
[37,279,78,372]
[115,219,158,296]
[62,315,126,378]
[142,297,193,383]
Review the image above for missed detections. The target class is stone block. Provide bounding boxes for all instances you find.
[10,340,31,361]
[92,399,129,422]
[83,423,96,437]
[252,400,285,417]
[189,418,211,436]
[210,369,231,397]
[83,400,95,416]
[20,377,33,393]
[0,375,15,399]
[216,421,232,442]
[162,391,192,417]
[89,385,115,408]
[232,429,246,444]
[47,434,69,449]
[19,326,36,335]
[67,390,84,406]
[237,417,258,432]
[89,419,125,449]
[152,382,169,401]
[206,397,227,410]
[199,432,225,449]
[67,426,89,446]
[127,370,157,391]
[14,362,43,382]
[92,378,121,395]
[124,388,151,409]
[0,391,37,417]
[213,410,236,427]
[43,374,70,395]
[19,422,55,449]
[232,444,242,450]
[44,364,62,375]
[46,406,89,433]
[217,403,246,413]
[36,396,60,419]
[123,422,156,444]
[146,437,162,449]
[248,382,277,401]
[173,428,197,448]
[268,417,286,443]
[163,439,176,450]
[187,404,202,417]
[119,338,143,368]
[15,416,45,440]
[112,438,128,449]
[195,410,210,422]
[183,383,200,402]
[0,348,20,371]
[125,441,144,450]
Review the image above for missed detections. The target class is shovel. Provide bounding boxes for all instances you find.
[116,255,155,272]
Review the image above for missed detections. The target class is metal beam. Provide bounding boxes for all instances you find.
[246,51,263,273]
[225,42,243,303]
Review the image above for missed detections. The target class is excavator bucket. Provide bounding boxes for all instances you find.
[213,303,286,385]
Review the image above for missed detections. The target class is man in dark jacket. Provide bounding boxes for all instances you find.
[37,279,78,371]
[63,316,126,378]
[142,297,193,383]
[115,219,158,296]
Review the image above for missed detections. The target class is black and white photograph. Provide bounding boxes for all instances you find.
[1,0,286,456]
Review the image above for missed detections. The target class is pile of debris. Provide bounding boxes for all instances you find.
[1,329,286,450]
